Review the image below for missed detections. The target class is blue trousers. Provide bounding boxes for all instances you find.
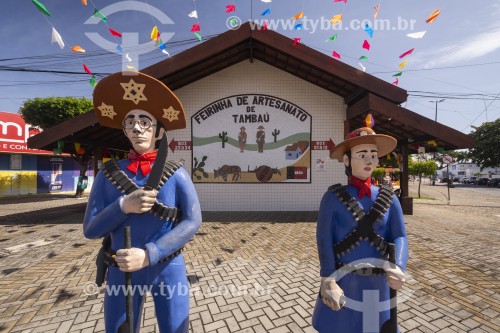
[104,254,189,333]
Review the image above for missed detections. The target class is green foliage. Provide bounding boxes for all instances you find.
[469,119,500,170]
[408,158,438,198]
[408,159,437,177]
[19,97,92,129]
[371,168,385,180]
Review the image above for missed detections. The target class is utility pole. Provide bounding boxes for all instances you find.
[429,99,445,122]
[429,99,445,185]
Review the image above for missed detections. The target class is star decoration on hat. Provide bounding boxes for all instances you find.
[162,106,180,122]
[120,79,147,105]
[97,103,117,119]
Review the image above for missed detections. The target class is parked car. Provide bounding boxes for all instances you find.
[477,178,489,185]
[467,176,478,184]
[460,177,469,183]
[453,176,461,182]
[487,178,500,187]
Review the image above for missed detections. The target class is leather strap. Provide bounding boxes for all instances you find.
[102,159,182,222]
[329,184,394,258]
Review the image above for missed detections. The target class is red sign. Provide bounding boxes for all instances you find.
[0,112,53,155]
[169,138,192,153]
[311,139,335,151]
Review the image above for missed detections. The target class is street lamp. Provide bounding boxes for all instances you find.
[429,99,445,122]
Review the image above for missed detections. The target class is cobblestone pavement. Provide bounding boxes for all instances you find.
[0,183,498,333]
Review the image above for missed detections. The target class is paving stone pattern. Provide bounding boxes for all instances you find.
[0,183,498,332]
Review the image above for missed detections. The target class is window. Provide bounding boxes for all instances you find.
[10,154,21,170]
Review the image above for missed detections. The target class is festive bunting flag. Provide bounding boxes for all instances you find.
[365,114,375,128]
[71,45,86,53]
[194,32,202,41]
[57,140,64,149]
[116,44,123,52]
[109,28,122,38]
[83,64,92,74]
[426,9,441,23]
[437,147,445,153]
[418,146,425,154]
[407,31,426,39]
[159,42,167,50]
[226,4,236,13]
[127,65,136,70]
[359,55,368,61]
[51,27,64,49]
[392,72,402,77]
[330,14,342,25]
[151,26,159,41]
[89,75,96,87]
[325,34,337,42]
[261,0,272,2]
[81,0,87,5]
[155,38,163,47]
[292,11,304,20]
[359,63,366,72]
[428,140,437,147]
[293,38,301,46]
[411,144,419,150]
[332,51,341,59]
[93,8,107,23]
[294,23,303,30]
[162,49,170,56]
[125,53,132,62]
[333,0,347,3]
[263,21,268,30]
[374,4,380,19]
[75,143,81,152]
[261,8,270,16]
[32,0,52,16]
[191,24,200,32]
[398,61,408,70]
[362,40,370,50]
[365,24,374,38]
[386,154,391,160]
[399,48,414,58]
[392,77,399,85]
[188,10,198,18]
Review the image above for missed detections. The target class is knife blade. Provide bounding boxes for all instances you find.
[144,132,168,191]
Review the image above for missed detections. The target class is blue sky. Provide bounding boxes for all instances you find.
[1,0,499,135]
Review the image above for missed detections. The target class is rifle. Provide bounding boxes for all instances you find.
[380,243,398,333]
[118,226,134,333]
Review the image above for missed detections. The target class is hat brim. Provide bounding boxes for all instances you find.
[330,134,397,161]
[93,71,186,131]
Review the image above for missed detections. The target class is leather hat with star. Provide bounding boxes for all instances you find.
[330,127,397,161]
[93,71,186,131]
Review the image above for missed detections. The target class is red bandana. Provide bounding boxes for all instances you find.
[126,150,157,176]
[348,176,372,199]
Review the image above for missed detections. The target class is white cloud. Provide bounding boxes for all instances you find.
[414,4,500,69]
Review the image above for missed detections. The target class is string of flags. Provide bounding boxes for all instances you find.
[33,0,444,91]
[189,0,202,42]
[392,8,441,85]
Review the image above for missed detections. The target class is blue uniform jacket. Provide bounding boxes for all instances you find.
[83,159,202,266]
[312,184,408,333]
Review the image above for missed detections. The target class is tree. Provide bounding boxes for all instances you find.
[19,97,93,197]
[469,119,500,171]
[20,97,92,129]
[408,158,437,198]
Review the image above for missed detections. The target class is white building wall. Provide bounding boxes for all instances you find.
[171,60,346,211]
